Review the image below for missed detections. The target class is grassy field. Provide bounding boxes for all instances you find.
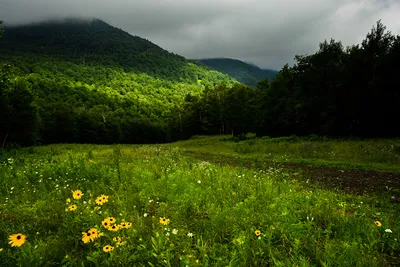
[169,135,400,172]
[0,137,399,266]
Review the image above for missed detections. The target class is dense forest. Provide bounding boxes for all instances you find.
[1,19,399,147]
[0,19,236,147]
[191,58,278,88]
[178,20,400,139]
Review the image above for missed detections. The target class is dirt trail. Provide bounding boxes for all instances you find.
[183,151,400,197]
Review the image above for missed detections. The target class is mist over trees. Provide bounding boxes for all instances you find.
[1,19,399,147]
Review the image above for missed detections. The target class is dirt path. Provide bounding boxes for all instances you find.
[183,151,400,198]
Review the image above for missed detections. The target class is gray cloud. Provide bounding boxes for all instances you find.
[1,0,400,69]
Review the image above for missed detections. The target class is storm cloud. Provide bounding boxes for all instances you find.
[1,0,400,69]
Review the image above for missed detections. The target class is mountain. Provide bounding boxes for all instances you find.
[0,18,233,82]
[193,58,278,88]
[0,18,236,145]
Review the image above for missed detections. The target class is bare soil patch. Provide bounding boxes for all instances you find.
[184,151,400,198]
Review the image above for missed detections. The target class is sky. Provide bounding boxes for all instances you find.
[1,0,400,70]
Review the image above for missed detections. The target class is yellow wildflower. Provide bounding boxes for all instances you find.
[159,217,170,225]
[95,197,103,205]
[8,233,27,247]
[81,232,92,243]
[103,245,114,252]
[72,190,83,200]
[108,224,120,232]
[255,230,261,236]
[102,218,111,228]
[116,241,126,247]
[89,228,99,239]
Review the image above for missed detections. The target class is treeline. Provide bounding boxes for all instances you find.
[0,56,234,147]
[175,20,400,139]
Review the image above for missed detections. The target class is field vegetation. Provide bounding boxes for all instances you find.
[0,136,399,266]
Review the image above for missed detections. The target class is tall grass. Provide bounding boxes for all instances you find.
[0,144,399,266]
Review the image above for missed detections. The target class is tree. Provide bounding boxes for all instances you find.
[0,73,39,147]
[0,20,4,38]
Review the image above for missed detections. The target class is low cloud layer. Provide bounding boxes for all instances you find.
[1,0,400,69]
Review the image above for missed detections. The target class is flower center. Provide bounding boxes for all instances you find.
[17,235,21,240]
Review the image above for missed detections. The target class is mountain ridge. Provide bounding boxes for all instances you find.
[192,57,278,87]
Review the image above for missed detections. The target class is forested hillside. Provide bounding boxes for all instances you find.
[0,19,236,146]
[179,21,400,138]
[193,58,278,88]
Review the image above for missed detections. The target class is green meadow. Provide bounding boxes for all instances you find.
[0,136,399,266]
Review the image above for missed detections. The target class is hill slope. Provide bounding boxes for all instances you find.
[0,18,233,82]
[193,58,278,87]
[0,18,236,145]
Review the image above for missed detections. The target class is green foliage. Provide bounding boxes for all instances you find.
[0,65,40,147]
[0,19,236,146]
[0,144,399,266]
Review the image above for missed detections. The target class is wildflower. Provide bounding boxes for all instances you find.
[65,255,69,259]
[197,180,201,184]
[102,218,111,228]
[196,259,200,263]
[100,195,109,202]
[385,229,393,233]
[108,224,120,231]
[255,230,261,237]
[271,226,276,230]
[68,204,77,211]
[8,233,27,247]
[95,197,103,205]
[144,213,148,217]
[160,217,170,225]
[103,245,114,252]
[0,248,3,252]
[107,217,116,224]
[72,190,83,200]
[81,232,93,243]
[172,229,178,235]
[113,237,121,242]
[125,222,132,229]
[116,241,126,247]
[66,198,71,204]
[166,232,170,236]
[89,228,99,239]
[375,221,382,227]
[187,232,193,238]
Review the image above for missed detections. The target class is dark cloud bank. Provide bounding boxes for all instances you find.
[1,0,399,69]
